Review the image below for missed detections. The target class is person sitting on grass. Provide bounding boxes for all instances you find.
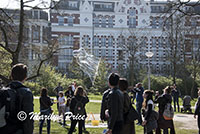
[39,88,54,134]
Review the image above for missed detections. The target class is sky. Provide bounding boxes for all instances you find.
[0,0,197,9]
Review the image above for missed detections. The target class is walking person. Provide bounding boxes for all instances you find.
[155,86,175,134]
[134,83,144,125]
[68,86,89,134]
[142,90,158,134]
[194,88,200,134]
[58,91,66,127]
[54,83,63,111]
[171,84,180,112]
[106,73,124,134]
[119,78,135,134]
[39,88,54,134]
[0,64,34,134]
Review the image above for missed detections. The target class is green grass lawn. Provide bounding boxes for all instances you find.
[34,98,101,114]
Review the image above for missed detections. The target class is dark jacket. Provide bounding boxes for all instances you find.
[65,90,74,98]
[135,87,144,103]
[6,81,34,134]
[108,87,124,130]
[70,95,89,115]
[171,89,180,100]
[40,96,53,111]
[155,94,172,114]
[195,97,200,115]
[100,88,111,121]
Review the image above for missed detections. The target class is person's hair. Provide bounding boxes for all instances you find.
[108,73,120,86]
[143,90,154,109]
[41,88,48,97]
[74,86,84,96]
[164,86,172,94]
[59,91,64,97]
[68,85,72,91]
[119,78,128,91]
[11,63,27,81]
[137,83,142,88]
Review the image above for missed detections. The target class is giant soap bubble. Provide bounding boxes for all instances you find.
[73,48,100,84]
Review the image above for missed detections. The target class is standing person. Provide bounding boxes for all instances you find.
[194,89,200,134]
[71,82,76,92]
[119,78,135,134]
[142,90,158,134]
[100,88,111,123]
[155,86,175,134]
[65,85,74,112]
[106,73,124,134]
[171,84,180,112]
[135,83,144,125]
[39,88,54,134]
[155,91,160,101]
[58,91,66,127]
[68,86,89,134]
[54,83,63,110]
[0,64,34,134]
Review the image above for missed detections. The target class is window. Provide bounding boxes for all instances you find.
[68,16,73,26]
[59,35,73,46]
[108,17,113,28]
[193,39,199,48]
[158,18,163,28]
[69,1,78,8]
[108,37,113,47]
[94,17,99,27]
[101,49,106,57]
[83,36,89,46]
[152,18,157,28]
[33,10,39,19]
[108,49,113,56]
[101,37,106,46]
[152,38,156,47]
[191,18,197,26]
[32,25,40,43]
[94,49,99,56]
[58,62,67,70]
[118,37,125,47]
[58,16,64,26]
[101,17,106,28]
[93,37,99,46]
[158,38,162,47]
[128,9,137,28]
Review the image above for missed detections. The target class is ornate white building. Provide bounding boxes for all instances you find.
[50,0,200,75]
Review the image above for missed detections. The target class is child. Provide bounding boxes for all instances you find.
[142,90,158,134]
[58,91,66,127]
[194,88,200,134]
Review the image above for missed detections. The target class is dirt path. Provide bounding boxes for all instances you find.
[173,114,198,130]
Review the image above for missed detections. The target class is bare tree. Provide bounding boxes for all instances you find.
[0,0,59,83]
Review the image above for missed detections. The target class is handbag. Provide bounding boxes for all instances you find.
[125,104,139,123]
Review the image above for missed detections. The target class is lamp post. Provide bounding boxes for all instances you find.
[145,52,154,90]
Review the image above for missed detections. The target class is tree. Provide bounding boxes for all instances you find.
[0,0,59,84]
[93,59,110,93]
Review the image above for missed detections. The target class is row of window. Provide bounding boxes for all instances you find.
[58,16,73,26]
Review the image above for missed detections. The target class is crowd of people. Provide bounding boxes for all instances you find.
[1,63,200,134]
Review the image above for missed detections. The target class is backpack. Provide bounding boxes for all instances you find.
[74,98,85,115]
[0,86,20,128]
[163,103,174,120]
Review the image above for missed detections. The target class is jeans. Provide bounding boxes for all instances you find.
[68,120,84,134]
[112,121,123,134]
[39,109,51,134]
[136,102,143,124]
[173,98,179,112]
[163,128,175,134]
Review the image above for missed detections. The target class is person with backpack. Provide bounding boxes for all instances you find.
[194,88,200,134]
[142,90,158,134]
[68,86,89,134]
[119,78,135,134]
[106,73,124,134]
[155,86,175,134]
[0,63,34,134]
[39,88,54,134]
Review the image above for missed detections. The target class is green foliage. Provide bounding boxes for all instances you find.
[93,60,110,93]
[26,64,83,96]
[0,47,12,78]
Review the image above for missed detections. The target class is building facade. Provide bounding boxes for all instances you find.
[49,0,200,75]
